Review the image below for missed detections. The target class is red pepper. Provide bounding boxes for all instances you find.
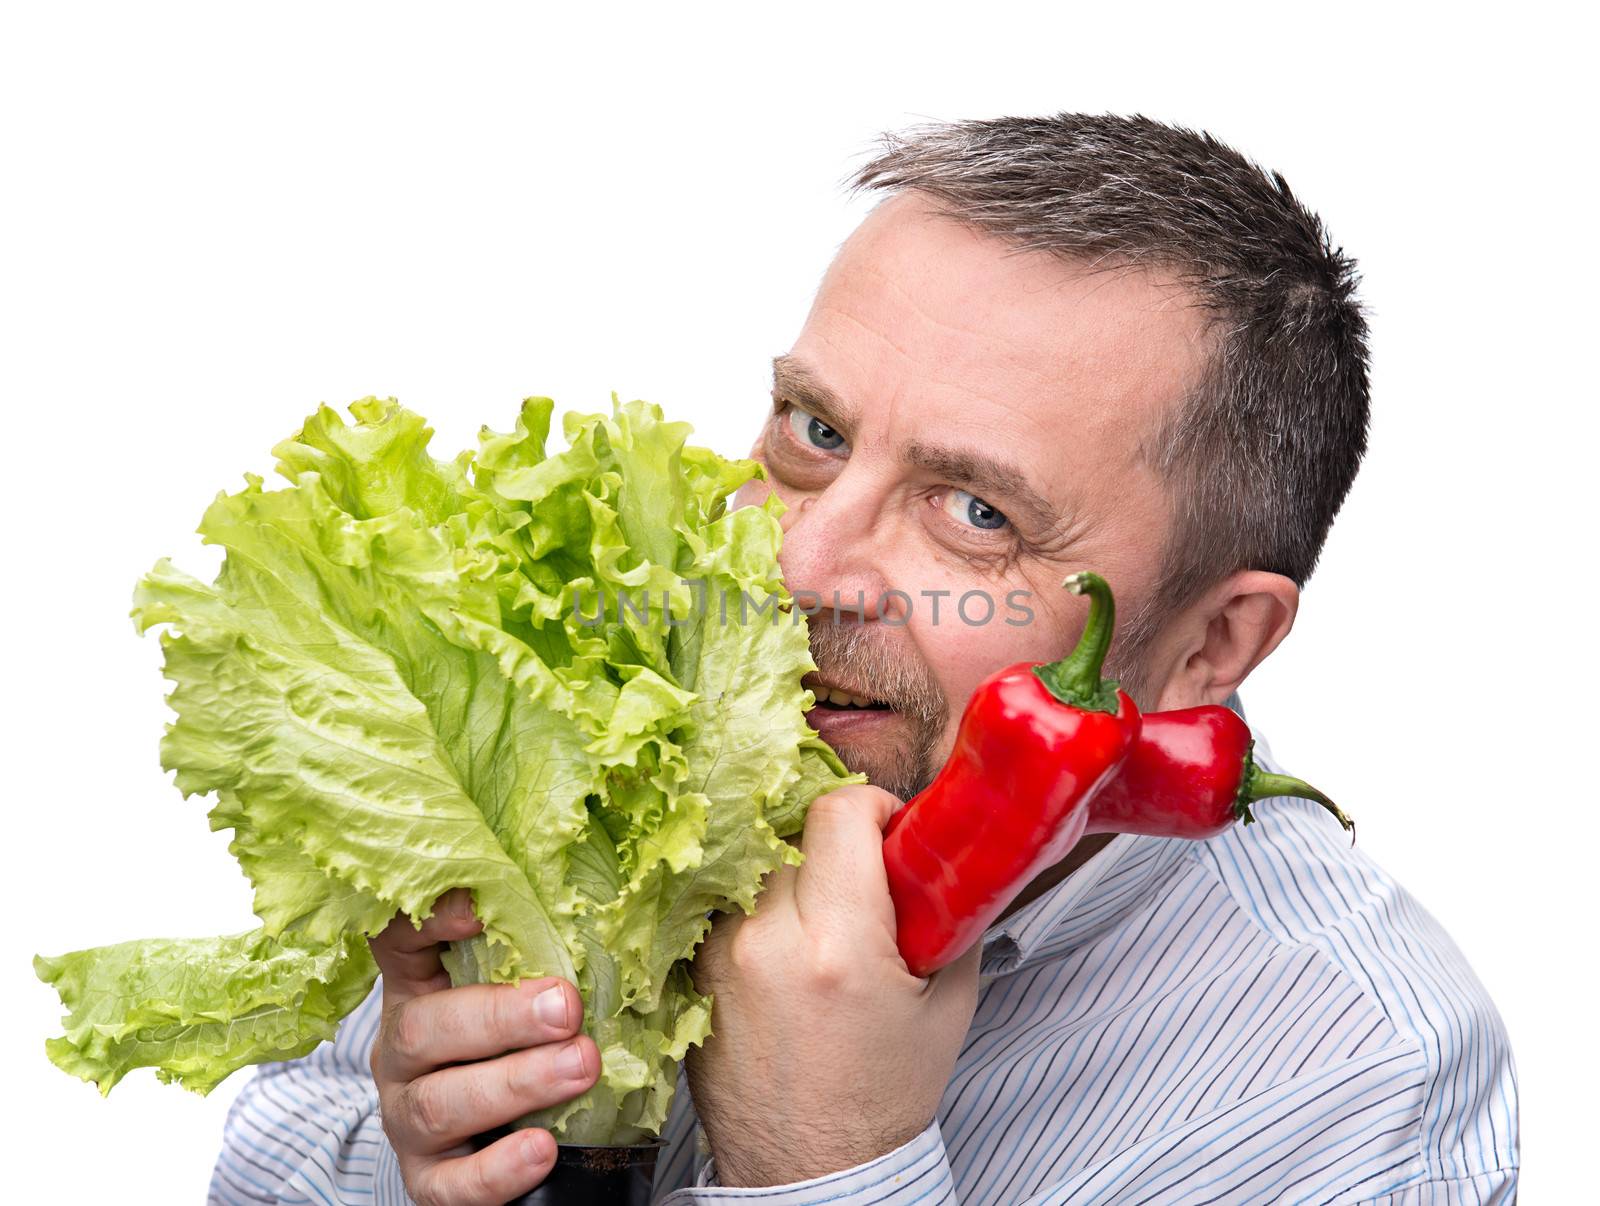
[1085,706,1354,842]
[883,572,1139,978]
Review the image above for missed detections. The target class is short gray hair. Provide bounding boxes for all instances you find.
[846,113,1371,666]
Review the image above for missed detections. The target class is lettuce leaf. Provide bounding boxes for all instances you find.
[35,930,378,1096]
[34,395,861,1144]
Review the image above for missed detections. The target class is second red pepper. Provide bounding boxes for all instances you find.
[1086,705,1354,841]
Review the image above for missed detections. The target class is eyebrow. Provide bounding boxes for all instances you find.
[769,353,1061,535]
[771,353,857,434]
[900,439,1059,534]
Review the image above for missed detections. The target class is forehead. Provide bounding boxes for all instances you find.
[791,191,1213,470]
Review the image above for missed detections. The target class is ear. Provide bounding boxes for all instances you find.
[1152,571,1299,710]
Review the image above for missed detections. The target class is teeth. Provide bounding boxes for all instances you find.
[820,687,878,708]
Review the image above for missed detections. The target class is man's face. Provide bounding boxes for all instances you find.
[735,192,1212,799]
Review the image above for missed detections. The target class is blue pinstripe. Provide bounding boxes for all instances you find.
[208,700,1517,1204]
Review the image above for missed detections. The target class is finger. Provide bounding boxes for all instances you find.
[388,1035,600,1154]
[378,978,584,1084]
[370,889,483,1004]
[793,785,901,932]
[755,856,799,910]
[410,1127,557,1206]
[719,854,801,931]
[686,902,736,994]
[688,877,787,993]
[731,855,802,935]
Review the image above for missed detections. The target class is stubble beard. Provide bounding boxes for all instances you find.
[805,618,1158,803]
[804,619,948,802]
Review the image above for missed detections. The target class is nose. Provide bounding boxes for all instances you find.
[777,495,812,533]
[775,477,897,624]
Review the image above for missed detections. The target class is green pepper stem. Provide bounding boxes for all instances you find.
[1032,572,1120,713]
[1236,752,1355,845]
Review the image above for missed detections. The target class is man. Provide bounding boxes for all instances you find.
[211,114,1518,1204]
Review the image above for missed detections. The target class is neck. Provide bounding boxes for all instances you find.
[998,832,1116,924]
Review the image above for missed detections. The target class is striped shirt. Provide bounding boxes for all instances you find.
[209,703,1519,1204]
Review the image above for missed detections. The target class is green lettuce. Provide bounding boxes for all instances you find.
[34,395,860,1144]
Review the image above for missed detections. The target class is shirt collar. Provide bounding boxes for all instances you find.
[978,690,1247,976]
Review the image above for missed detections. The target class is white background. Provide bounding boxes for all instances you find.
[2,3,1592,1201]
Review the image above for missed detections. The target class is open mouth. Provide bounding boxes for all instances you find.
[803,675,893,711]
[811,690,892,711]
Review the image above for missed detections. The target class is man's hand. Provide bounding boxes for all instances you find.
[367,888,601,1206]
[687,785,982,1188]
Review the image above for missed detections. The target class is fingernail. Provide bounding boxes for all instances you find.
[535,985,569,1029]
[526,1128,555,1166]
[556,1040,588,1080]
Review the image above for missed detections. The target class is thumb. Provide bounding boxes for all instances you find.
[793,785,901,934]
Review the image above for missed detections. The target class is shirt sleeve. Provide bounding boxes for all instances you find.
[657,1119,957,1205]
[208,979,413,1205]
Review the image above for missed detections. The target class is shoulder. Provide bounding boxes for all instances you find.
[1182,785,1519,1190]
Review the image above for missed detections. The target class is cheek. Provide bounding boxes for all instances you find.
[734,446,783,513]
[733,475,769,511]
[1097,479,1174,589]
[907,589,1050,709]
[732,427,774,511]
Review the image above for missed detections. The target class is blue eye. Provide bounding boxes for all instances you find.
[787,406,847,452]
[944,489,1008,530]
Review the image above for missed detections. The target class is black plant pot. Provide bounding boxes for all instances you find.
[474,1129,663,1205]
